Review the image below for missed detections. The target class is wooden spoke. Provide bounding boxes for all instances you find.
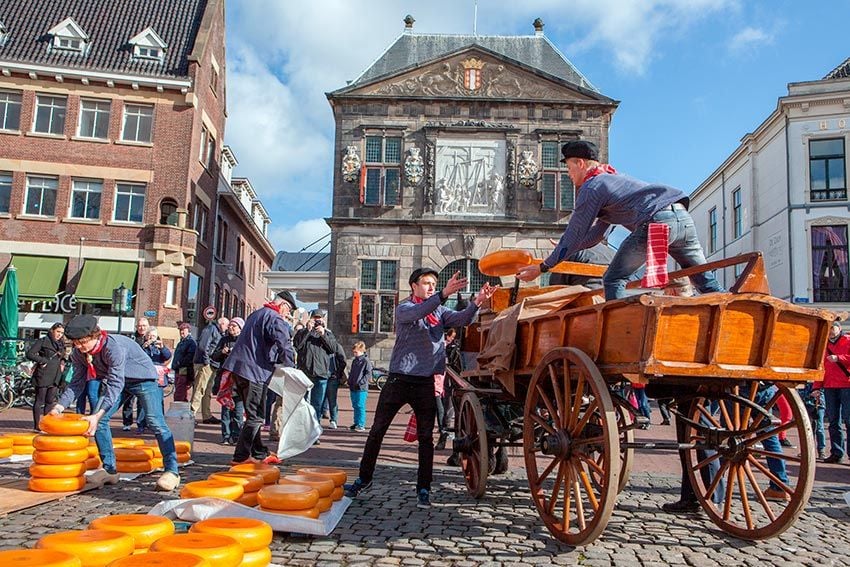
[740,383,760,429]
[571,399,601,436]
[548,365,565,429]
[568,373,586,431]
[696,402,724,430]
[743,462,777,523]
[529,413,558,436]
[457,393,489,499]
[749,448,802,464]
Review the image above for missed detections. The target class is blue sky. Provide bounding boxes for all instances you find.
[223,0,850,254]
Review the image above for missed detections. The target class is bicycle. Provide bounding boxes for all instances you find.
[0,365,34,411]
[370,367,388,391]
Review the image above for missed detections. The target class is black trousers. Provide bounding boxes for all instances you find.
[232,375,270,462]
[33,385,58,429]
[357,374,437,491]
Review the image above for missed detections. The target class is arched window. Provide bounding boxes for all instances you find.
[213,283,221,314]
[230,292,238,318]
[239,299,246,318]
[437,258,502,309]
[222,287,230,317]
[159,198,178,225]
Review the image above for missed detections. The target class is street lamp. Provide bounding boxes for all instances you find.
[112,282,131,334]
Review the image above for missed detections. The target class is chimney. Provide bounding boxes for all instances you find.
[533,18,544,36]
[404,15,415,33]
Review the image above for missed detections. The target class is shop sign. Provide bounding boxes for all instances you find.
[144,310,158,317]
[22,292,78,314]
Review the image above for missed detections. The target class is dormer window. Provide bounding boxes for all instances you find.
[0,20,8,47]
[48,17,88,53]
[129,27,167,62]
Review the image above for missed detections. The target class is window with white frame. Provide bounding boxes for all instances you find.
[24,176,58,216]
[540,140,575,211]
[708,207,717,253]
[363,135,401,206]
[187,272,202,326]
[135,45,162,60]
[70,179,102,220]
[732,188,743,239]
[0,172,11,213]
[121,103,153,142]
[129,27,167,62]
[812,225,850,303]
[199,126,208,164]
[48,18,88,53]
[78,99,110,139]
[809,138,846,201]
[193,201,209,242]
[358,259,397,333]
[33,95,66,135]
[0,20,7,47]
[0,90,22,131]
[113,183,145,223]
[165,277,177,306]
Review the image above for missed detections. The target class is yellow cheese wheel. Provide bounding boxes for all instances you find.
[112,438,146,448]
[0,548,82,567]
[150,534,243,567]
[30,462,88,478]
[176,452,191,464]
[36,529,135,567]
[189,518,272,552]
[180,480,244,501]
[89,514,175,549]
[256,484,319,511]
[39,414,89,436]
[278,474,334,498]
[33,448,90,464]
[87,445,100,458]
[257,506,320,519]
[114,447,155,462]
[316,495,332,512]
[239,547,272,567]
[228,463,279,484]
[28,476,86,492]
[331,485,344,501]
[13,444,36,455]
[295,466,347,487]
[106,551,210,567]
[116,460,154,474]
[209,472,265,493]
[142,443,163,457]
[0,447,13,459]
[234,491,259,507]
[86,457,102,470]
[174,441,192,453]
[0,436,13,449]
[7,432,38,446]
[33,434,89,451]
[150,457,164,469]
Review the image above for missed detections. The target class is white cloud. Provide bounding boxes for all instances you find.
[268,218,331,254]
[728,26,773,53]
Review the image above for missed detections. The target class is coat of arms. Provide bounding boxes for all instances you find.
[518,150,539,188]
[404,147,424,186]
[461,57,485,92]
[341,145,362,183]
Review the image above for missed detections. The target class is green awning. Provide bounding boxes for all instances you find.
[75,260,138,304]
[1,255,67,300]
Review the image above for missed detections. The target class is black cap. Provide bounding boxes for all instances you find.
[408,267,439,286]
[65,314,99,339]
[276,290,297,310]
[309,309,326,318]
[561,140,599,162]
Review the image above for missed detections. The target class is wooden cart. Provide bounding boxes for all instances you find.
[448,252,834,545]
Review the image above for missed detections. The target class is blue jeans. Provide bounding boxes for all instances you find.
[807,404,826,453]
[221,397,245,442]
[95,380,178,475]
[749,384,788,490]
[604,205,724,299]
[633,388,651,420]
[824,388,850,458]
[75,380,100,414]
[324,377,339,423]
[309,377,329,421]
[350,390,368,428]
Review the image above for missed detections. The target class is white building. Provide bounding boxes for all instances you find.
[690,57,850,310]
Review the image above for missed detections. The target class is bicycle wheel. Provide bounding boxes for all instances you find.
[376,374,387,390]
[0,378,13,412]
[14,377,35,408]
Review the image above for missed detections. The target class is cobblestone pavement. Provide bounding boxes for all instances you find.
[3,403,850,565]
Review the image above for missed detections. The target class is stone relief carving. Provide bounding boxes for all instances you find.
[517,150,539,188]
[424,119,515,129]
[341,145,361,183]
[369,60,564,99]
[424,141,436,211]
[462,232,476,257]
[434,139,506,216]
[404,147,424,186]
[506,142,516,213]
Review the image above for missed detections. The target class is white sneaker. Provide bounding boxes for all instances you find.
[329,421,337,429]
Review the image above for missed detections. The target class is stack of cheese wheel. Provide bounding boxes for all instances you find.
[179,479,243,501]
[296,466,347,502]
[112,438,145,449]
[150,533,243,567]
[0,548,82,567]
[89,514,174,555]
[102,551,210,567]
[256,484,321,518]
[29,415,90,492]
[208,471,264,507]
[142,441,164,470]
[278,474,335,513]
[175,441,192,465]
[189,518,273,567]
[8,432,38,456]
[114,445,156,474]
[0,434,13,459]
[85,440,101,470]
[228,462,279,485]
[36,529,135,567]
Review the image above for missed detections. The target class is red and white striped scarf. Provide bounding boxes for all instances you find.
[641,223,670,288]
[84,331,109,381]
[411,295,440,327]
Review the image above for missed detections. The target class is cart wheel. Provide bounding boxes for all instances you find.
[683,383,815,540]
[610,394,635,493]
[457,392,488,498]
[523,347,620,546]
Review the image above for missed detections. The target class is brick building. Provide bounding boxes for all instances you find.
[325,16,618,365]
[0,0,274,341]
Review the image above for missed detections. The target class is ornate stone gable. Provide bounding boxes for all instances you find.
[357,52,594,101]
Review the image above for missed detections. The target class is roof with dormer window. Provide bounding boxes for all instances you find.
[0,0,206,78]
[48,16,88,42]
[129,26,167,50]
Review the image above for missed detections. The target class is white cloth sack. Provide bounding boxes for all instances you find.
[268,365,322,459]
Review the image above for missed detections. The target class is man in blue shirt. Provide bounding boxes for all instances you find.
[517,140,722,299]
[345,268,498,508]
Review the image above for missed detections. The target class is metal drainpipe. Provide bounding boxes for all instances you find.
[208,192,221,310]
[721,171,727,289]
[785,114,794,302]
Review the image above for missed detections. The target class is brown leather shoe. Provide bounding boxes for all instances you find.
[763,487,790,502]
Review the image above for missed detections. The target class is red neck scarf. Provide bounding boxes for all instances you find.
[581,163,617,186]
[84,330,108,380]
[411,295,440,327]
[263,302,281,313]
